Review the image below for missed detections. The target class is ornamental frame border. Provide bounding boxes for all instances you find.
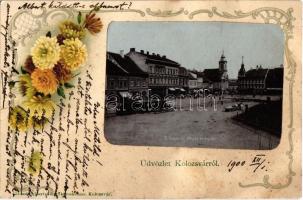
[7,4,297,192]
[97,6,298,189]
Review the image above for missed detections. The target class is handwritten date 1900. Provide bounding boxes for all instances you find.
[227,154,269,173]
[227,160,245,172]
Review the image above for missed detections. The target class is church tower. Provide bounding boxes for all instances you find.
[219,51,227,73]
[238,56,246,78]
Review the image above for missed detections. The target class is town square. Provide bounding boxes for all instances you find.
[104,22,284,149]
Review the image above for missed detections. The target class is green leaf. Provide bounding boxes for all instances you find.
[64,82,75,88]
[57,86,66,99]
[77,12,82,24]
[46,31,51,37]
[20,66,27,74]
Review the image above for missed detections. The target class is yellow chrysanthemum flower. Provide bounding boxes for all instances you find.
[23,95,55,119]
[8,106,29,132]
[59,21,86,40]
[31,36,61,70]
[61,38,87,70]
[31,69,58,95]
[18,74,36,99]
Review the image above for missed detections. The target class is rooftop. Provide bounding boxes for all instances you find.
[129,48,180,67]
[106,59,128,76]
[108,52,148,77]
[245,67,269,79]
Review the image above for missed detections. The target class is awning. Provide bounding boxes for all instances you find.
[119,91,132,98]
[168,88,175,91]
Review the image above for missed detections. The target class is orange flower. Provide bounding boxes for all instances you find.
[31,69,58,95]
[84,13,103,34]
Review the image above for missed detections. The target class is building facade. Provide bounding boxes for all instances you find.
[237,59,283,94]
[127,48,188,96]
[178,66,189,92]
[188,72,198,90]
[228,79,238,93]
[195,71,204,89]
[265,66,283,94]
[106,52,149,96]
[106,58,129,94]
[201,53,229,92]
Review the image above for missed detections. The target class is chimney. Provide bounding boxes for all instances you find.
[152,53,155,56]
[130,48,135,52]
[157,54,160,57]
[162,55,166,59]
[147,51,149,55]
[140,50,144,54]
[120,50,124,57]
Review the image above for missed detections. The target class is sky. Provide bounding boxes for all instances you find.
[107,22,284,79]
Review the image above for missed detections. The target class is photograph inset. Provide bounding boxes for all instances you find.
[104,22,284,150]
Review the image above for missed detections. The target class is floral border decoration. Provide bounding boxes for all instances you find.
[111,6,297,190]
[145,6,297,190]
[5,7,103,195]
[7,5,297,191]
[8,9,102,132]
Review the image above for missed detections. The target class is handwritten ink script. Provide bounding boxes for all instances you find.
[4,70,103,198]
[1,3,103,197]
[1,3,18,109]
[18,1,133,10]
[227,154,269,173]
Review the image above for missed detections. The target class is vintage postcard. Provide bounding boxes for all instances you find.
[0,0,301,198]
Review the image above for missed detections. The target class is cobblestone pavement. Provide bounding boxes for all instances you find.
[104,97,281,150]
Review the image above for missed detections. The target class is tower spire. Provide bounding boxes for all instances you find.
[238,56,246,78]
